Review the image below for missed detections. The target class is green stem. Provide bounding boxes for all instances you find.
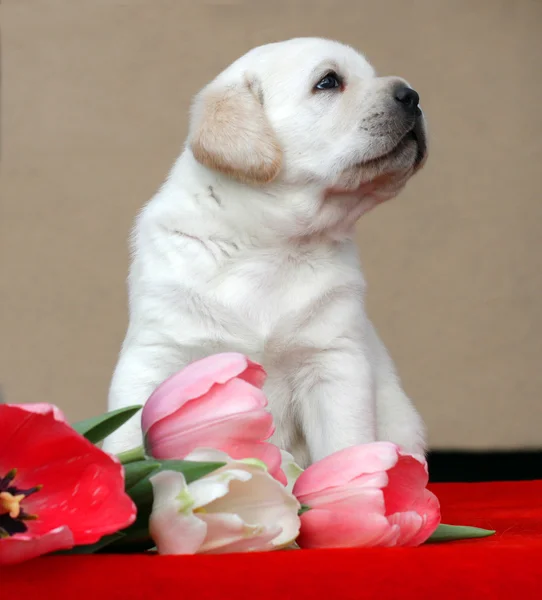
[117,446,146,465]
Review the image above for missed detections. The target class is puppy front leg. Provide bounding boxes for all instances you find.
[299,348,377,464]
[102,338,189,455]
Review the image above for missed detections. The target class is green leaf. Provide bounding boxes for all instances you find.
[59,532,127,555]
[72,405,142,444]
[298,504,311,515]
[426,523,496,544]
[123,460,161,491]
[117,445,146,465]
[98,527,156,553]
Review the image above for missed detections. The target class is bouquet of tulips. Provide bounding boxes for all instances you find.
[0,353,494,565]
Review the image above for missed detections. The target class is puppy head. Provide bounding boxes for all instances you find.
[189,37,427,199]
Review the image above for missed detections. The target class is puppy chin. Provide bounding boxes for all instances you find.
[330,137,424,199]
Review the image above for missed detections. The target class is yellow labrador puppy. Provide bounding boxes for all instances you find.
[104,38,428,467]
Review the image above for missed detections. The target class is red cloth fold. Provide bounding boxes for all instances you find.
[3,481,542,599]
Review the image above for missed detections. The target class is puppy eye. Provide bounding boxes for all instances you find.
[314,71,342,91]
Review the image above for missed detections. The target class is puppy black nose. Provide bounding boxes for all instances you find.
[394,85,420,113]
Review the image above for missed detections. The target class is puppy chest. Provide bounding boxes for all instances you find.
[204,253,363,346]
[209,263,313,338]
[208,258,333,341]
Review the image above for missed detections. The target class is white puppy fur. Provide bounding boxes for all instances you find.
[104,38,428,467]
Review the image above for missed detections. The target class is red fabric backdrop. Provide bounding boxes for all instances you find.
[3,481,542,599]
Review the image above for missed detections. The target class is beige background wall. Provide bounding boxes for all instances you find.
[1,0,541,450]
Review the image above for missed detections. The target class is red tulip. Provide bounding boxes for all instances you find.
[142,353,286,484]
[0,405,136,565]
[293,442,440,548]
[12,402,68,423]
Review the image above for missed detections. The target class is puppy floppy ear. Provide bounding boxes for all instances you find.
[189,77,282,185]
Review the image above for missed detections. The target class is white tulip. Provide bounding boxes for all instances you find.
[280,449,304,493]
[149,449,301,554]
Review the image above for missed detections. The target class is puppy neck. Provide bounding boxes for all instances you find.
[162,149,366,248]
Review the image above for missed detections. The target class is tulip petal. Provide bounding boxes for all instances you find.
[185,444,285,486]
[197,512,280,553]
[292,442,400,497]
[0,406,53,465]
[350,471,391,488]
[201,534,278,554]
[273,467,288,487]
[280,450,304,493]
[10,403,68,423]
[173,377,268,423]
[406,489,441,546]
[199,513,281,553]
[147,410,275,460]
[0,526,75,566]
[382,454,429,515]
[184,448,233,463]
[387,510,425,546]
[142,353,266,431]
[297,479,389,508]
[296,487,399,549]
[188,469,252,510]
[369,523,402,547]
[224,441,283,479]
[297,508,393,549]
[25,460,136,544]
[206,466,300,548]
[149,471,207,554]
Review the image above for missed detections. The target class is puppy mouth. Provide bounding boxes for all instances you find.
[411,118,427,168]
[360,118,427,171]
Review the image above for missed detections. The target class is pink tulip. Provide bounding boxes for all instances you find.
[293,442,440,548]
[142,353,286,484]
